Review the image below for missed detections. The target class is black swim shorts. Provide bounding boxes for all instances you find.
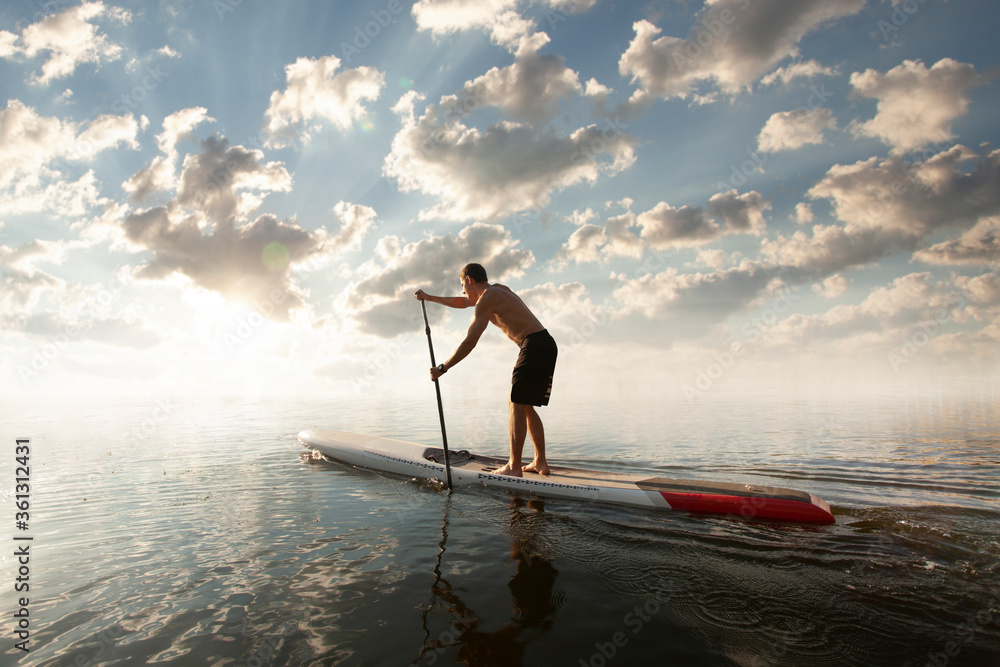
[510,329,557,406]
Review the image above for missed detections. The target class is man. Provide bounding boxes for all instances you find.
[414,263,557,477]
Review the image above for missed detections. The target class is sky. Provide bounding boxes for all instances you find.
[1,0,998,403]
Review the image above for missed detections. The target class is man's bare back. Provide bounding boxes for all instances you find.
[479,284,544,345]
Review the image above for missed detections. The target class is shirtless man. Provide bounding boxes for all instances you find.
[414,263,557,477]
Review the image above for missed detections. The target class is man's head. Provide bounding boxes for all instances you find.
[459,263,488,299]
[460,263,488,284]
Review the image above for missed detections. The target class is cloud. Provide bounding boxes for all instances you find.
[124,107,215,203]
[618,1,864,100]
[765,272,966,354]
[610,262,780,341]
[331,202,378,252]
[760,146,1000,279]
[175,136,292,223]
[706,190,769,235]
[757,107,837,152]
[0,100,138,189]
[914,217,1000,266]
[120,136,330,321]
[0,100,138,220]
[850,58,990,155]
[453,36,582,124]
[0,240,64,315]
[264,55,385,148]
[384,102,635,221]
[637,202,719,248]
[1,1,132,85]
[412,0,518,36]
[340,222,534,337]
[813,273,849,299]
[411,0,590,55]
[632,190,769,250]
[760,59,838,86]
[808,145,1000,236]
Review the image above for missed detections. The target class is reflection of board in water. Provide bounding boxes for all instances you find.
[298,429,836,525]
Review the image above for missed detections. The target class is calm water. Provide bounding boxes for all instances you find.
[2,384,999,666]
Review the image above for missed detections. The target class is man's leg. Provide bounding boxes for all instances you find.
[496,400,527,476]
[521,405,550,475]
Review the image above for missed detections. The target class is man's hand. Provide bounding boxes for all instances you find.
[414,289,428,300]
[430,364,445,381]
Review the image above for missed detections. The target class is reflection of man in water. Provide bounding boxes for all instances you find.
[418,498,558,665]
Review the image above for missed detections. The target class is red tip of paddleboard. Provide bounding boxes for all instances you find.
[658,491,836,525]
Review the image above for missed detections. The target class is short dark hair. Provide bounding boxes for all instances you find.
[461,263,488,283]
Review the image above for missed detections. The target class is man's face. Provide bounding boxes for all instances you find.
[460,273,469,295]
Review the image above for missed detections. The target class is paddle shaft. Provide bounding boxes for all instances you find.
[420,300,453,490]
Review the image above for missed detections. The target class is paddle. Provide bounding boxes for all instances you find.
[420,299,454,490]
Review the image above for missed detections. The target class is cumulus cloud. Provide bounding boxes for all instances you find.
[340,222,534,337]
[760,59,838,86]
[850,58,990,155]
[813,274,849,299]
[630,190,769,250]
[0,100,138,220]
[264,55,384,147]
[809,145,1000,235]
[0,239,64,315]
[1,1,131,85]
[757,107,837,152]
[637,202,719,248]
[0,100,138,190]
[124,107,215,203]
[765,272,966,354]
[914,217,1000,266]
[120,135,332,320]
[610,262,780,341]
[384,100,635,221]
[553,208,643,267]
[411,0,595,55]
[706,190,770,235]
[618,1,864,100]
[761,146,1000,278]
[330,202,378,252]
[453,36,582,124]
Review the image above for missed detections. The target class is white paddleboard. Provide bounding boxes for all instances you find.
[298,429,835,525]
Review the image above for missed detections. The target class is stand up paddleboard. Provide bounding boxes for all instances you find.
[299,430,835,525]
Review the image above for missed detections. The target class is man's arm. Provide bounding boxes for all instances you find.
[414,289,474,309]
[431,294,492,379]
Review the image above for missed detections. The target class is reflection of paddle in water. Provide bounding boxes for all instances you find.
[415,495,559,666]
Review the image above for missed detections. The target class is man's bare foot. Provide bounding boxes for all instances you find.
[493,462,523,477]
[522,461,550,475]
